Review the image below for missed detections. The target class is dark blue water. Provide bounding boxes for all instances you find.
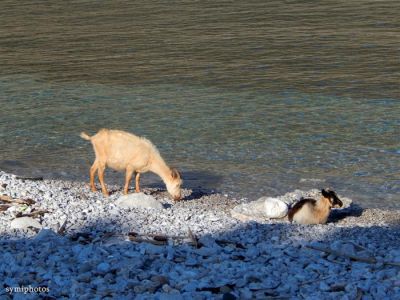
[0,1,399,208]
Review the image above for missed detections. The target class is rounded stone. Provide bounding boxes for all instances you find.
[96,262,111,274]
[10,217,42,230]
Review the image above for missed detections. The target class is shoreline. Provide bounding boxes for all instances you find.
[2,162,399,211]
[0,171,399,299]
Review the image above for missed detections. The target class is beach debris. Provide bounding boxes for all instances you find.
[126,230,204,248]
[15,209,50,218]
[215,239,246,250]
[0,194,36,205]
[126,230,245,252]
[306,242,400,267]
[128,231,168,246]
[188,227,200,248]
[70,232,94,244]
[15,176,44,181]
[0,204,11,212]
[57,217,68,235]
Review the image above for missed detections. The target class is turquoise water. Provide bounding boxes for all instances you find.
[0,1,399,207]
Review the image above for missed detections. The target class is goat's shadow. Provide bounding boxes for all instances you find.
[183,188,214,201]
[144,169,224,201]
[147,187,215,202]
[87,168,223,200]
[328,203,364,223]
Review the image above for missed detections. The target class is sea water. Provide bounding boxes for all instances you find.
[0,1,399,208]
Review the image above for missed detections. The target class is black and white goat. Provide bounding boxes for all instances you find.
[288,189,343,224]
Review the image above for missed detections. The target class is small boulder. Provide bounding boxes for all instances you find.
[231,199,266,222]
[263,197,288,218]
[231,197,288,221]
[10,217,42,229]
[115,193,164,210]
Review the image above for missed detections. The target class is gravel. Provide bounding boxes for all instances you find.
[0,170,399,299]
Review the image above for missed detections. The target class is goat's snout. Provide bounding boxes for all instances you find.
[333,198,343,208]
[173,192,182,201]
[322,188,343,209]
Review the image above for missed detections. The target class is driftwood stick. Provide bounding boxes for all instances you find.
[299,275,333,286]
[145,233,187,240]
[0,204,11,212]
[15,176,44,181]
[16,209,50,218]
[0,195,36,205]
[325,257,347,266]
[305,244,400,267]
[153,235,168,242]
[127,231,201,247]
[188,228,199,248]
[0,195,19,203]
[128,235,167,246]
[348,241,369,252]
[127,231,244,250]
[29,210,50,217]
[356,288,363,300]
[384,261,400,267]
[128,232,168,245]
[58,218,68,235]
[306,244,377,264]
[215,239,246,249]
[306,244,373,263]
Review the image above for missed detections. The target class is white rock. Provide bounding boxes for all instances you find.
[231,197,288,221]
[10,217,42,229]
[230,199,266,222]
[263,197,288,218]
[115,193,164,210]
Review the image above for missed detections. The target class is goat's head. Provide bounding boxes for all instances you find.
[321,188,343,208]
[166,168,183,201]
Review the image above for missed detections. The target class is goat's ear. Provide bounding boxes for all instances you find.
[321,189,329,198]
[171,168,181,179]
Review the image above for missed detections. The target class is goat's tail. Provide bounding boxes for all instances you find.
[80,132,92,141]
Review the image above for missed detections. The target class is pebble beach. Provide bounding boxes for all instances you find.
[0,170,399,299]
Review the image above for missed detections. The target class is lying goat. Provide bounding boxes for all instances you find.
[288,189,343,224]
[80,129,182,200]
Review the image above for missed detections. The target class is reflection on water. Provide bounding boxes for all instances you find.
[0,1,399,207]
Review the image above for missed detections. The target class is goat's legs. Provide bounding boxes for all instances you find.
[124,167,134,195]
[135,172,141,193]
[89,161,98,192]
[97,163,109,196]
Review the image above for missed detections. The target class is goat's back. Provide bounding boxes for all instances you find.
[90,129,156,171]
[289,198,330,224]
